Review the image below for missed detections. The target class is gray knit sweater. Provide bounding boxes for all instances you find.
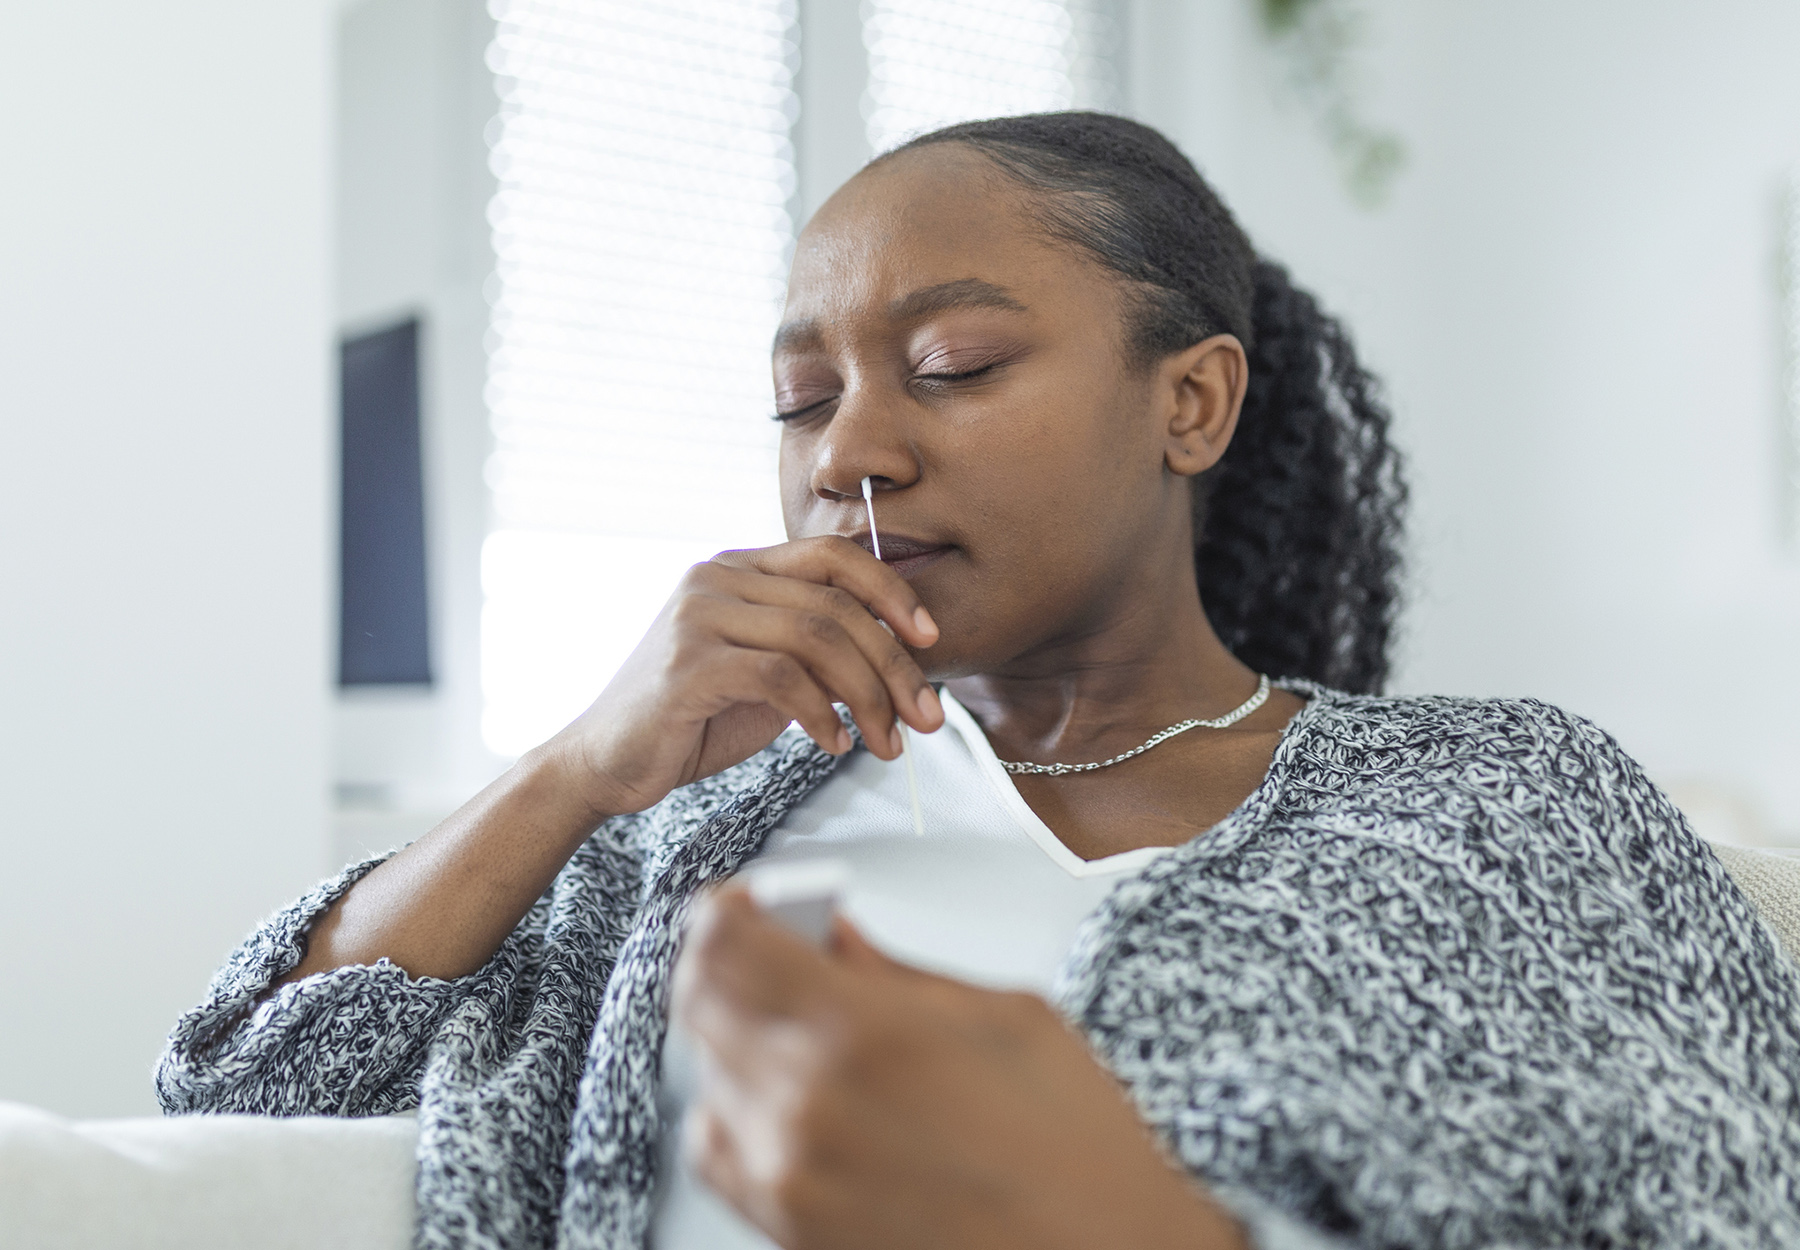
[157,685,1800,1249]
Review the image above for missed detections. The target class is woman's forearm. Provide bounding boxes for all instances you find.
[279,744,610,985]
[273,539,939,990]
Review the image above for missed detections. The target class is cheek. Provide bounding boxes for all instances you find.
[972,366,1149,519]
[777,433,815,537]
[947,379,1152,580]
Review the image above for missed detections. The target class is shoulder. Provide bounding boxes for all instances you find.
[1280,679,1632,777]
[1273,680,1682,841]
[1270,681,1713,880]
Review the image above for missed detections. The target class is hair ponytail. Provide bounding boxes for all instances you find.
[1197,259,1405,692]
[892,112,1407,693]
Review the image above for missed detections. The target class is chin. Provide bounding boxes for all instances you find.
[907,618,980,683]
[910,613,1022,684]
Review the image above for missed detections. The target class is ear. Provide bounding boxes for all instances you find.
[1159,334,1248,478]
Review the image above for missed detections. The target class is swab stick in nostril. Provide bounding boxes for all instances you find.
[861,475,884,561]
[863,476,927,838]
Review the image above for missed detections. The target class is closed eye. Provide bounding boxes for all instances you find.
[774,361,1005,421]
[772,396,837,423]
[915,363,1001,390]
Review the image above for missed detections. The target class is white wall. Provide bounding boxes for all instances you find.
[1134,0,1800,842]
[795,0,873,224]
[0,4,335,1115]
[332,0,503,860]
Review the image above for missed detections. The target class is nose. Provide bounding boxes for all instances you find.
[806,381,920,503]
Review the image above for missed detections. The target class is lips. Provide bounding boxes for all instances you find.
[850,532,954,579]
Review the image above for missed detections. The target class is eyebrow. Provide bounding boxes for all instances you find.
[890,278,1028,320]
[772,278,1029,353]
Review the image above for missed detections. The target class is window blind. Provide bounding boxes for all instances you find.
[863,0,1120,155]
[483,0,798,754]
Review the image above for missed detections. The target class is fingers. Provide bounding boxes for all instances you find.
[683,1102,759,1226]
[678,593,927,758]
[711,536,941,652]
[686,644,852,757]
[684,1101,744,1200]
[675,890,833,1048]
[682,1074,807,1247]
[674,887,855,1239]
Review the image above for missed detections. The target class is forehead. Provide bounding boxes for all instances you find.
[779,146,1098,339]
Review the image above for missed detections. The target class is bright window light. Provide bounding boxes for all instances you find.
[483,0,797,756]
[863,0,1120,154]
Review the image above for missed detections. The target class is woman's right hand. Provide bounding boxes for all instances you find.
[275,536,942,988]
[547,536,945,823]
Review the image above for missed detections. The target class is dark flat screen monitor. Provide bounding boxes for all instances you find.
[338,317,432,687]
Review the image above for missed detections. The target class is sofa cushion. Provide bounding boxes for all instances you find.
[1710,843,1800,964]
[0,1101,417,1250]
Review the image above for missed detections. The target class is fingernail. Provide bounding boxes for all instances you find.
[835,727,851,754]
[917,684,941,724]
[912,606,938,640]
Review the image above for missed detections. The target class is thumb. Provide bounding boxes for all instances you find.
[828,913,942,985]
[827,911,894,966]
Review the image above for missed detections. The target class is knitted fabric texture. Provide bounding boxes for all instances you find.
[157,686,1800,1249]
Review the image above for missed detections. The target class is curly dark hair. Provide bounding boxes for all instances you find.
[888,112,1407,693]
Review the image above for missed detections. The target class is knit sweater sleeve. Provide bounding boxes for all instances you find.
[1525,696,1800,1006]
[155,820,647,1119]
[1522,698,1783,947]
[1060,690,1800,1250]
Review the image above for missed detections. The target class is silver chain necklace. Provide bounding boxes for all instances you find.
[999,674,1272,777]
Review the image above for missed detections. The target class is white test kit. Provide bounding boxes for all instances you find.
[745,857,852,944]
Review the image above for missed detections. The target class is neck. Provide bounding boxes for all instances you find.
[944,565,1260,766]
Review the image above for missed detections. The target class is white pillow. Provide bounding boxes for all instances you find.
[0,1101,417,1250]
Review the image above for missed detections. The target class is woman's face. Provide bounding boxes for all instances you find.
[773,145,1207,680]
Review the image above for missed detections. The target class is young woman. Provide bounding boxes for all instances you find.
[160,114,1800,1250]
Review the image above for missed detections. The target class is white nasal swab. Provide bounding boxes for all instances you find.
[862,476,927,839]
[860,476,884,561]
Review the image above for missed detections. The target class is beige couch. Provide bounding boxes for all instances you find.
[1707,844,1800,960]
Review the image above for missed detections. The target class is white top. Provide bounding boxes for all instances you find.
[650,692,1171,1249]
